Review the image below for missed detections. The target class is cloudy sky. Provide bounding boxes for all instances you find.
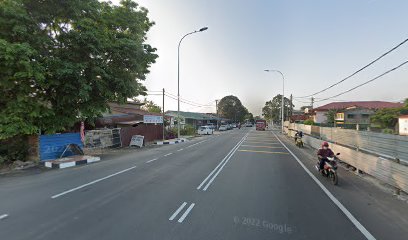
[114,0,408,116]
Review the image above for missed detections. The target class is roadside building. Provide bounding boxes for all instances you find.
[165,111,221,129]
[311,101,403,126]
[399,115,408,136]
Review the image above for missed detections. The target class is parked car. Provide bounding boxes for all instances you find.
[198,126,214,135]
[219,125,228,131]
[207,123,216,130]
[232,123,237,128]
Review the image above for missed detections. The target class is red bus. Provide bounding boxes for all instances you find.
[256,120,267,131]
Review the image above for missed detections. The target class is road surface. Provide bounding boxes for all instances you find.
[1,128,408,240]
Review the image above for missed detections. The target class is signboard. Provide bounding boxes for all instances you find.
[130,135,144,148]
[143,115,163,124]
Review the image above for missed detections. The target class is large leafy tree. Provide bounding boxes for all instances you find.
[0,0,157,139]
[141,98,162,113]
[262,94,293,122]
[218,95,249,122]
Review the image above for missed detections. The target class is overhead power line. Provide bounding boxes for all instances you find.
[298,37,408,98]
[164,93,214,108]
[315,60,408,102]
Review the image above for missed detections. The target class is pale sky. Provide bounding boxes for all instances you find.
[113,0,408,116]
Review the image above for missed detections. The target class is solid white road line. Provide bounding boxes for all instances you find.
[0,214,9,220]
[202,135,247,191]
[163,153,173,157]
[169,202,187,221]
[197,133,249,191]
[51,166,137,199]
[177,203,195,223]
[272,132,376,240]
[146,158,158,163]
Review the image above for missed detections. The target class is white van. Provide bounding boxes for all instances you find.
[198,126,214,135]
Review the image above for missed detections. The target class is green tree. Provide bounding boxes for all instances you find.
[262,94,293,122]
[218,95,249,122]
[0,0,158,139]
[142,99,161,113]
[371,108,401,129]
[325,109,337,125]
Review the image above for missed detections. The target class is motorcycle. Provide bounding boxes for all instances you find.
[295,137,303,148]
[315,153,340,185]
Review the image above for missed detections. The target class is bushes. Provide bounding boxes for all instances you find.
[0,136,29,165]
[166,125,197,139]
[180,125,196,136]
[303,119,315,125]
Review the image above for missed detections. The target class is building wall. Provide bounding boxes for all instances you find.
[400,117,408,136]
[314,111,327,123]
[343,109,374,124]
[120,125,163,146]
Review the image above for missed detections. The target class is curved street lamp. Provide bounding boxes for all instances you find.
[264,69,285,134]
[177,27,208,138]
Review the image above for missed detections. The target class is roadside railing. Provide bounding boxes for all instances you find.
[285,123,408,194]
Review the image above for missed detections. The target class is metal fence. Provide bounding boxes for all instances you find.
[285,122,408,193]
[84,128,122,149]
[288,122,408,163]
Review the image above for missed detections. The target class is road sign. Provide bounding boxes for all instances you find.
[143,115,163,124]
[130,135,144,148]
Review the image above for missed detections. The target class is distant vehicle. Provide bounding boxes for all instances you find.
[227,124,233,130]
[219,125,228,131]
[232,123,237,128]
[207,123,216,129]
[198,126,213,135]
[256,120,267,131]
[245,122,253,127]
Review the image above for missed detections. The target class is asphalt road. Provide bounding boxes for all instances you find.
[1,128,407,240]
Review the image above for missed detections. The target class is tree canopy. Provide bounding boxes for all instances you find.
[141,99,162,113]
[0,0,157,139]
[218,95,249,122]
[262,94,293,122]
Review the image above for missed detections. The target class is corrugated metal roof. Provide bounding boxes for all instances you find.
[165,111,220,120]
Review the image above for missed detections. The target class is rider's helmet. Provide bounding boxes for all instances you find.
[322,141,329,148]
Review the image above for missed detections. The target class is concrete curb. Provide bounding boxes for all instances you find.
[155,138,187,145]
[41,155,101,169]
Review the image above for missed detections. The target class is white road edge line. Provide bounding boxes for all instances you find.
[198,133,249,191]
[146,158,158,163]
[0,214,9,220]
[164,153,173,157]
[169,202,187,221]
[272,132,376,240]
[51,166,137,199]
[177,203,195,223]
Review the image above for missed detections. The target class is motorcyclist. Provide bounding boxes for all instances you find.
[317,141,334,172]
[294,130,303,142]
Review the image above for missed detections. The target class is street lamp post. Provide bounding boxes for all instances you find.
[264,69,285,134]
[177,27,208,138]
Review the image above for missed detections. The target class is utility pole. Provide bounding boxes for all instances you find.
[290,94,293,118]
[311,97,314,109]
[162,88,165,141]
[215,100,219,129]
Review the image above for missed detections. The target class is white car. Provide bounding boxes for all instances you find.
[219,125,228,131]
[198,126,214,135]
